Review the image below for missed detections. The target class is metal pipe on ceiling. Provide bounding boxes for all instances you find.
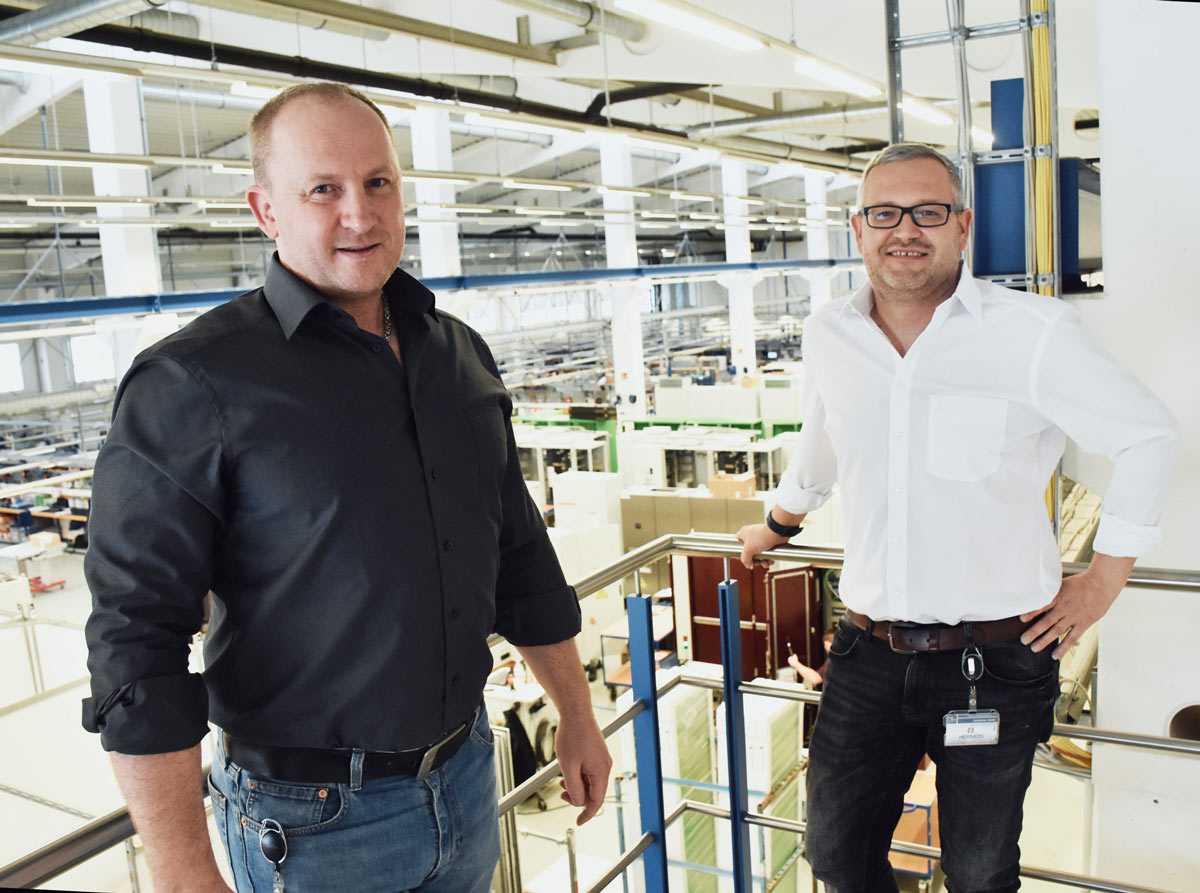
[686,104,889,139]
[199,0,387,41]
[140,84,263,112]
[497,0,647,43]
[0,0,164,45]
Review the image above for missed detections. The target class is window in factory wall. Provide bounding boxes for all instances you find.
[69,333,117,383]
[0,343,23,392]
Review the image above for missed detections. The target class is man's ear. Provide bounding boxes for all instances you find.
[246,184,278,239]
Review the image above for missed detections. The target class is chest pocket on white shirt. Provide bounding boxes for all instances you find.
[926,395,1008,482]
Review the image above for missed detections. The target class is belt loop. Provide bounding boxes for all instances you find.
[962,621,975,648]
[864,617,875,637]
[350,748,365,792]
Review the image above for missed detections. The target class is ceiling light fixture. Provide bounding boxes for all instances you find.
[27,197,150,208]
[902,98,955,126]
[670,191,714,202]
[640,211,675,219]
[504,179,573,192]
[463,113,575,137]
[0,153,151,170]
[541,219,587,227]
[229,80,280,100]
[794,57,883,99]
[614,0,765,52]
[199,200,249,210]
[517,207,566,216]
[210,163,254,176]
[599,186,652,197]
[971,126,995,147]
[405,172,473,186]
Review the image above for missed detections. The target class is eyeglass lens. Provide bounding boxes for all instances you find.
[863,205,951,228]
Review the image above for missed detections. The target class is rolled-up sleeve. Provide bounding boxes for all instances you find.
[83,356,225,754]
[1032,307,1179,558]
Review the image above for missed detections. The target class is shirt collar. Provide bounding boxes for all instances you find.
[837,262,982,322]
[263,253,439,340]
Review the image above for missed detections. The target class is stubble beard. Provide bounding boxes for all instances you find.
[864,247,961,305]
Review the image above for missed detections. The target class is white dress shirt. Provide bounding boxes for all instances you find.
[774,268,1178,624]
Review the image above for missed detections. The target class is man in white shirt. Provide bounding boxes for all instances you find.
[737,143,1177,893]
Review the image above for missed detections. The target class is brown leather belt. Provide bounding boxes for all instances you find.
[846,609,1029,654]
[222,715,473,784]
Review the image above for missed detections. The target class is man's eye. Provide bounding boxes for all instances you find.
[367,177,388,188]
[871,209,897,221]
[312,185,332,195]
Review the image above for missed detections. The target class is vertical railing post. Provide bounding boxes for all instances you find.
[627,593,668,891]
[719,559,752,892]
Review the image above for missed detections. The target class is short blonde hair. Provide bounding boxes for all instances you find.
[248,83,394,188]
[856,142,966,210]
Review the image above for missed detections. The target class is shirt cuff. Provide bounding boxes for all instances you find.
[82,673,210,755]
[1092,512,1163,558]
[772,475,832,517]
[494,585,582,647]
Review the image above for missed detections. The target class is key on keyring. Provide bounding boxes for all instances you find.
[259,819,287,893]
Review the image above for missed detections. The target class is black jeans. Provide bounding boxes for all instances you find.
[805,615,1058,893]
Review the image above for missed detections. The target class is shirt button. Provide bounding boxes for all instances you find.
[450,608,460,620]
[451,675,460,687]
[372,343,381,352]
[443,540,454,551]
[430,468,439,480]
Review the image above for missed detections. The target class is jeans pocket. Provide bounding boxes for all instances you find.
[827,619,864,659]
[207,773,229,849]
[240,777,347,835]
[982,640,1058,687]
[468,708,494,748]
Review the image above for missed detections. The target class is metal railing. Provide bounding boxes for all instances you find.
[2,534,1197,890]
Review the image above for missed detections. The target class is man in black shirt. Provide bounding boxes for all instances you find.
[83,82,611,893]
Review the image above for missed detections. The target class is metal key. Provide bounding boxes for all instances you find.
[259,819,287,893]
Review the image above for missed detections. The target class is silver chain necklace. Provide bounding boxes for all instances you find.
[381,295,393,343]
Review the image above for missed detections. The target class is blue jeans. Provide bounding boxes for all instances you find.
[208,706,500,893]
[805,615,1058,893]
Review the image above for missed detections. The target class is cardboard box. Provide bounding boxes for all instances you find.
[708,470,756,499]
[687,494,727,535]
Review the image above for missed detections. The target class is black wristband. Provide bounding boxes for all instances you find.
[765,511,803,538]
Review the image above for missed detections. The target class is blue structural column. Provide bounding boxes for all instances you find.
[627,594,669,891]
[719,570,752,892]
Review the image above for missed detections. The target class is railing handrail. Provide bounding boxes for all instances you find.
[4,534,1198,889]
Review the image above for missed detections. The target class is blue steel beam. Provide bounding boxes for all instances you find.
[627,594,669,892]
[0,257,862,326]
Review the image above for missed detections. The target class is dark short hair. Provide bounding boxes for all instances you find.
[856,142,966,210]
[248,83,394,188]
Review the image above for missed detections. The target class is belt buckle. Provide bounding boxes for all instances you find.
[415,721,466,781]
[886,621,921,654]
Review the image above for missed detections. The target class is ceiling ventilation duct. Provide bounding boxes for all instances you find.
[0,0,167,45]
[499,0,647,43]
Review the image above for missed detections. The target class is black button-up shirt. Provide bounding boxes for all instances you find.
[83,257,579,755]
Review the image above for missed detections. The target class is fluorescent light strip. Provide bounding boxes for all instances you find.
[209,220,261,228]
[670,191,714,202]
[440,206,495,214]
[0,222,34,229]
[971,126,995,147]
[504,179,573,192]
[406,173,473,186]
[28,197,151,208]
[615,0,765,52]
[640,211,675,219]
[638,222,672,229]
[794,57,882,99]
[199,200,248,210]
[902,97,954,126]
[211,164,254,176]
[0,155,151,170]
[689,212,720,220]
[599,186,652,197]
[541,219,587,227]
[463,112,575,137]
[517,207,566,216]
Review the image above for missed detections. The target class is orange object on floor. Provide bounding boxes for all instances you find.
[28,576,67,594]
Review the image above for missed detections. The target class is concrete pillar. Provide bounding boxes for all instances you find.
[804,170,835,315]
[1072,3,1200,889]
[721,158,757,378]
[410,107,462,280]
[34,339,54,393]
[600,135,646,416]
[82,77,162,297]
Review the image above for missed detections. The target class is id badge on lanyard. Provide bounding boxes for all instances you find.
[943,640,1000,747]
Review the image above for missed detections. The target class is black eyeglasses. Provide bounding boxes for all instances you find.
[859,203,961,228]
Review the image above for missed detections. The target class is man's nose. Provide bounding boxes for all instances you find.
[340,188,374,230]
[892,209,923,237]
